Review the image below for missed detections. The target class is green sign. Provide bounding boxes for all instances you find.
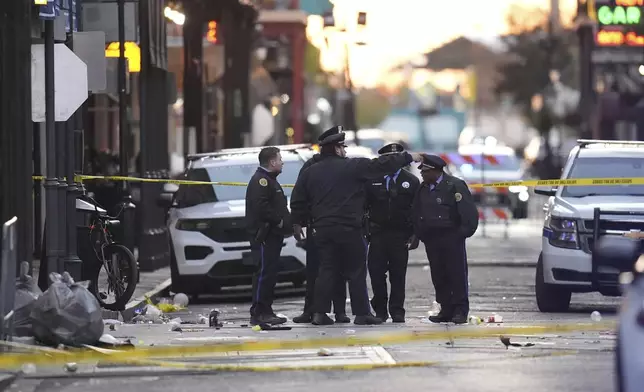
[597,5,641,25]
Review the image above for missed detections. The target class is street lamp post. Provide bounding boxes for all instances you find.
[323,10,367,144]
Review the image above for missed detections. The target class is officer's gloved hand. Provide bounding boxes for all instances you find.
[407,235,419,250]
[293,224,305,241]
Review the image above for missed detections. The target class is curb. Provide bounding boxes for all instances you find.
[119,278,172,322]
[408,260,536,268]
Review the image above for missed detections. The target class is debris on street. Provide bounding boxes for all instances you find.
[317,348,333,357]
[499,335,536,349]
[591,311,602,322]
[30,272,104,347]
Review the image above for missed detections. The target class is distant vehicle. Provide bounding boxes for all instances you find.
[449,144,530,219]
[343,129,409,154]
[534,139,644,312]
[377,108,466,153]
[158,144,313,297]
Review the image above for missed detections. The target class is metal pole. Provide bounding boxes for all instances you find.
[56,121,68,274]
[44,20,60,281]
[62,1,82,281]
[33,123,42,260]
[117,0,135,252]
[344,41,359,145]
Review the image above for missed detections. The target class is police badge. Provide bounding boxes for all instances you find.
[259,178,268,187]
[455,192,462,202]
[436,198,442,204]
[402,181,410,188]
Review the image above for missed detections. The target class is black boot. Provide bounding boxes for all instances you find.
[428,310,453,323]
[354,314,383,325]
[391,314,405,323]
[293,312,313,323]
[312,313,334,325]
[251,314,287,326]
[451,309,468,324]
[334,313,351,323]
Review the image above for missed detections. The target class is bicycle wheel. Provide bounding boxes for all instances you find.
[90,243,139,311]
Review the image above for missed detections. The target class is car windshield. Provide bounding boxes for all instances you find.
[561,156,644,197]
[457,154,522,173]
[175,159,304,207]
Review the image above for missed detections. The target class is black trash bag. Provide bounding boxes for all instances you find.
[30,272,104,347]
[13,262,43,337]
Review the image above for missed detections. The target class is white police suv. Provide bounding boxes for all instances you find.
[161,145,313,297]
[535,139,644,312]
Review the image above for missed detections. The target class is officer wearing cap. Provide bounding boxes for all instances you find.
[292,128,349,324]
[364,143,420,323]
[412,153,479,324]
[291,126,423,325]
[245,146,292,326]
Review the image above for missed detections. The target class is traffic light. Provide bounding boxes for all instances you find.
[206,21,218,44]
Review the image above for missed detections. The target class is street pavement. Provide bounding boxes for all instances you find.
[7,221,622,392]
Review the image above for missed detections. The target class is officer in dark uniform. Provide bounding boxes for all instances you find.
[365,143,420,323]
[412,154,479,324]
[245,146,292,326]
[291,126,423,325]
[292,129,349,324]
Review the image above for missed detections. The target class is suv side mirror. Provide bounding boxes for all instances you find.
[594,236,642,272]
[535,186,557,196]
[157,192,175,209]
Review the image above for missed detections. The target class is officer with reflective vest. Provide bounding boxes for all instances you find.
[412,154,479,324]
[364,143,420,323]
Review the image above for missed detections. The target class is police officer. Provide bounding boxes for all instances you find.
[291,126,423,325]
[245,147,292,326]
[412,154,479,324]
[365,143,420,323]
[293,130,349,324]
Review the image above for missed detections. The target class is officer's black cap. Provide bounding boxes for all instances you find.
[318,125,346,146]
[377,142,405,155]
[419,154,446,170]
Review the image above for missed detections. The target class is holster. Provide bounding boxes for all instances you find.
[255,222,270,244]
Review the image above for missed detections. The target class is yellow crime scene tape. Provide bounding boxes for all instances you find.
[30,175,644,189]
[0,321,615,368]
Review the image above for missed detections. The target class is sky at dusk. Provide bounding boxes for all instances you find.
[306,0,578,88]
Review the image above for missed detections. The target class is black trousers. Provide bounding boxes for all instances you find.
[368,230,409,317]
[250,233,284,317]
[312,226,370,316]
[422,231,469,314]
[303,231,347,315]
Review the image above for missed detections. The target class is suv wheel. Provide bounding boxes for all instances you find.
[535,254,572,312]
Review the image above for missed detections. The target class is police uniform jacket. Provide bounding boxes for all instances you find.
[291,152,413,229]
[411,173,479,239]
[295,153,325,226]
[245,167,292,237]
[365,168,420,236]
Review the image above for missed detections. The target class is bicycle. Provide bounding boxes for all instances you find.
[84,195,139,311]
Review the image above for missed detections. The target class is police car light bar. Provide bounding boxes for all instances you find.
[577,139,644,148]
[187,144,314,161]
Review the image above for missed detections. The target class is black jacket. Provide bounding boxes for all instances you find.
[411,173,479,239]
[245,167,292,237]
[365,167,420,235]
[291,152,413,229]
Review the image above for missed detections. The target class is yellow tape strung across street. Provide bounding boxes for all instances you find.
[31,175,644,189]
[0,322,614,368]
